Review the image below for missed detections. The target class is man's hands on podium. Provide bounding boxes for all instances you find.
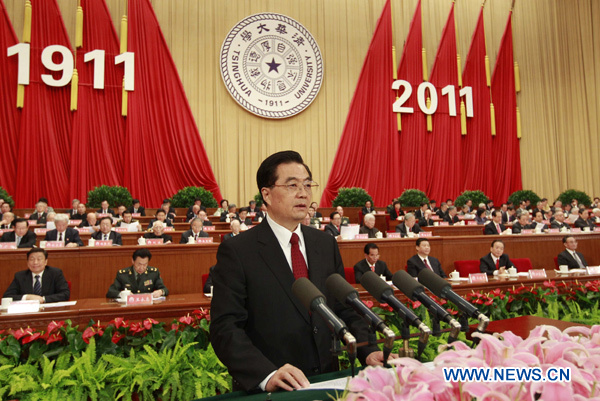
[366,350,399,366]
[265,364,310,392]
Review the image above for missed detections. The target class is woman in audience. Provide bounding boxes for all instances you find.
[214,199,229,216]
[389,201,404,220]
[474,208,487,225]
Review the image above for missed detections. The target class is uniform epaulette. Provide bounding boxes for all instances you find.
[119,269,127,273]
[149,267,157,272]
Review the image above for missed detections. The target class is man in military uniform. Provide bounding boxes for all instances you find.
[106,248,169,298]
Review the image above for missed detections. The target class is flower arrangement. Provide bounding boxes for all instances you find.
[345,325,600,400]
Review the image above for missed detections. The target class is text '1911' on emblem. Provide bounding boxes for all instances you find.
[220,13,323,119]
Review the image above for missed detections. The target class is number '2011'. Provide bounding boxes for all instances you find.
[392,80,473,117]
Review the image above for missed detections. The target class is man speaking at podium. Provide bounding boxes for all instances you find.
[210,151,383,392]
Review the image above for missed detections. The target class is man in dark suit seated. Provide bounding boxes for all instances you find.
[198,210,213,226]
[186,204,202,222]
[128,199,146,216]
[180,217,210,243]
[143,221,173,244]
[335,206,350,225]
[116,211,142,231]
[429,200,438,213]
[96,200,116,216]
[71,203,88,221]
[531,210,549,232]
[91,217,123,245]
[353,243,392,282]
[106,248,168,298]
[3,248,70,303]
[324,211,344,237]
[574,208,596,230]
[361,200,375,215]
[0,212,15,229]
[210,151,383,392]
[0,202,11,220]
[395,213,422,237]
[220,204,239,222]
[30,201,48,224]
[115,205,127,220]
[550,210,570,231]
[479,239,514,275]
[418,210,434,227]
[557,235,588,270]
[79,212,100,232]
[359,213,380,238]
[44,214,83,247]
[484,210,506,235]
[163,198,177,216]
[502,206,516,224]
[414,202,428,220]
[406,238,447,278]
[68,199,80,219]
[443,206,460,225]
[254,203,268,222]
[146,209,174,230]
[186,198,207,218]
[511,212,533,234]
[309,202,322,218]
[1,218,37,248]
[222,219,241,241]
[248,200,259,215]
[436,202,448,219]
[236,207,254,228]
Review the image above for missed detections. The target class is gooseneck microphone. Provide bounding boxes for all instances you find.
[360,271,431,356]
[417,269,490,333]
[291,278,357,357]
[393,270,461,340]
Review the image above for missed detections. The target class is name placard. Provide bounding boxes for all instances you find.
[467,220,478,226]
[571,228,582,233]
[146,239,164,245]
[521,229,534,234]
[203,225,215,231]
[322,217,331,223]
[376,210,386,215]
[439,222,450,226]
[431,215,440,220]
[418,231,432,237]
[548,228,559,233]
[115,227,128,232]
[132,213,141,217]
[126,294,152,306]
[469,273,488,283]
[98,213,110,218]
[45,241,64,248]
[528,269,547,279]
[7,300,40,314]
[586,266,600,275]
[196,237,214,244]
[69,220,82,226]
[94,240,113,247]
[163,227,175,232]
[28,220,37,226]
[386,232,401,238]
[249,212,256,217]
[0,242,17,249]
[354,234,368,239]
[594,227,600,233]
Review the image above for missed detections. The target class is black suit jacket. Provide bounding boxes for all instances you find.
[574,217,595,230]
[394,223,422,237]
[71,213,87,221]
[209,220,378,391]
[436,209,447,219]
[353,259,392,283]
[97,208,116,216]
[187,205,207,215]
[418,218,434,227]
[3,266,70,302]
[443,215,460,225]
[550,220,570,231]
[557,250,588,270]
[324,223,341,237]
[127,206,146,216]
[1,231,37,248]
[30,212,47,224]
[479,253,514,275]
[44,227,83,246]
[361,207,375,215]
[180,229,209,243]
[406,254,447,278]
[390,209,404,220]
[483,222,505,235]
[511,221,534,234]
[91,230,123,246]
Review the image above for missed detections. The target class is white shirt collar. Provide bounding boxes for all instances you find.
[266,214,304,249]
[490,253,499,264]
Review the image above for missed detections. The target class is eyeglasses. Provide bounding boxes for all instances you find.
[271,181,319,193]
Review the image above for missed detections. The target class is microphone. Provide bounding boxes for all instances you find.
[393,271,461,339]
[417,269,490,332]
[326,274,396,362]
[360,271,431,356]
[291,278,357,355]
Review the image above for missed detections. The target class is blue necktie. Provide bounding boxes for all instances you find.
[33,275,42,296]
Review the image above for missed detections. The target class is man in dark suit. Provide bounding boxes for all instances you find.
[106,248,168,298]
[248,200,259,215]
[128,199,146,216]
[414,202,428,220]
[115,211,142,231]
[143,221,173,244]
[236,207,254,227]
[309,202,322,218]
[359,213,380,238]
[324,211,344,237]
[353,243,392,282]
[574,208,596,230]
[210,151,383,392]
[406,238,447,278]
[484,210,506,235]
[97,200,116,216]
[361,200,375,215]
[443,206,460,225]
[395,213,422,237]
[71,203,88,221]
[79,212,100,232]
[146,209,174,230]
[3,248,70,303]
[220,204,239,222]
[67,199,80,218]
[1,218,37,248]
[180,218,209,243]
[0,212,15,229]
[557,235,589,270]
[417,210,434,227]
[550,211,570,231]
[479,239,514,275]
[30,201,48,224]
[186,198,207,218]
[502,206,516,224]
[186,204,202,222]
[222,220,241,241]
[531,210,549,232]
[436,202,448,219]
[44,214,83,247]
[512,212,534,234]
[91,217,123,245]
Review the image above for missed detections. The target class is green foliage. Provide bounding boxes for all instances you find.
[253,193,263,208]
[87,186,133,208]
[0,187,15,207]
[556,189,592,208]
[507,189,541,206]
[454,190,490,208]
[169,186,218,208]
[332,187,373,207]
[398,189,429,207]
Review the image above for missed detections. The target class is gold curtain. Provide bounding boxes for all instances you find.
[6,0,600,204]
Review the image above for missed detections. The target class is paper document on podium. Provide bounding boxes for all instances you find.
[300,376,350,391]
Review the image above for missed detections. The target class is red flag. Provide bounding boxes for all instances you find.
[491,11,522,203]
[321,0,398,207]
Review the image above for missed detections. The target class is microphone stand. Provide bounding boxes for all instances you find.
[396,319,414,359]
[429,308,441,337]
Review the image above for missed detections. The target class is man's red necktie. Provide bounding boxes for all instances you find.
[496,223,501,234]
[495,259,500,270]
[290,233,308,279]
[423,258,433,271]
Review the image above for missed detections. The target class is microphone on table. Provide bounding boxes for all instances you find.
[291,277,357,360]
[418,269,490,333]
[326,274,396,364]
[360,271,431,357]
[393,270,462,342]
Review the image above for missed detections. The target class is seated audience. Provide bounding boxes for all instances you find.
[336,206,350,225]
[254,203,267,221]
[395,213,422,237]
[574,208,595,230]
[38,197,54,213]
[359,213,380,238]
[324,211,344,237]
[79,212,100,232]
[474,208,487,225]
[429,199,438,213]
[143,221,173,244]
[68,199,80,218]
[248,200,259,215]
[3,248,70,303]
[0,212,15,229]
[443,206,460,225]
[215,199,229,216]
[220,204,238,222]
[551,210,570,231]
[160,203,176,220]
[390,201,404,220]
[223,219,241,241]
[44,214,83,247]
[30,201,48,224]
[511,212,533,234]
[147,209,174,230]
[436,202,448,219]
[354,243,392,282]
[531,210,549,232]
[557,235,588,270]
[97,200,116,216]
[446,198,454,207]
[115,205,127,220]
[186,198,207,218]
[1,218,36,248]
[128,199,146,216]
[91,216,123,245]
[187,204,202,222]
[180,218,209,243]
[308,206,320,227]
[414,202,429,220]
[0,202,10,219]
[484,210,506,235]
[116,211,142,231]
[465,199,474,212]
[593,208,600,223]
[71,202,88,221]
[236,207,253,229]
[46,212,57,226]
[310,202,322,218]
[362,200,375,215]
[163,198,176,216]
[479,239,514,275]
[418,209,434,227]
[407,238,447,278]
[106,248,168,298]
[198,210,212,226]
[458,205,474,219]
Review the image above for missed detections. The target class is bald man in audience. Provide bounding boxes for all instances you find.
[0,212,15,229]
[359,213,380,238]
[223,219,241,241]
[79,212,100,232]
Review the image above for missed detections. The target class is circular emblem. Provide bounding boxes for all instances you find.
[220,13,323,119]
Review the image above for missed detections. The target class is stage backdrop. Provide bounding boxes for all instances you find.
[3,0,600,206]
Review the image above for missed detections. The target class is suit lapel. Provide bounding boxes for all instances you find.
[257,222,310,324]
[41,268,51,296]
